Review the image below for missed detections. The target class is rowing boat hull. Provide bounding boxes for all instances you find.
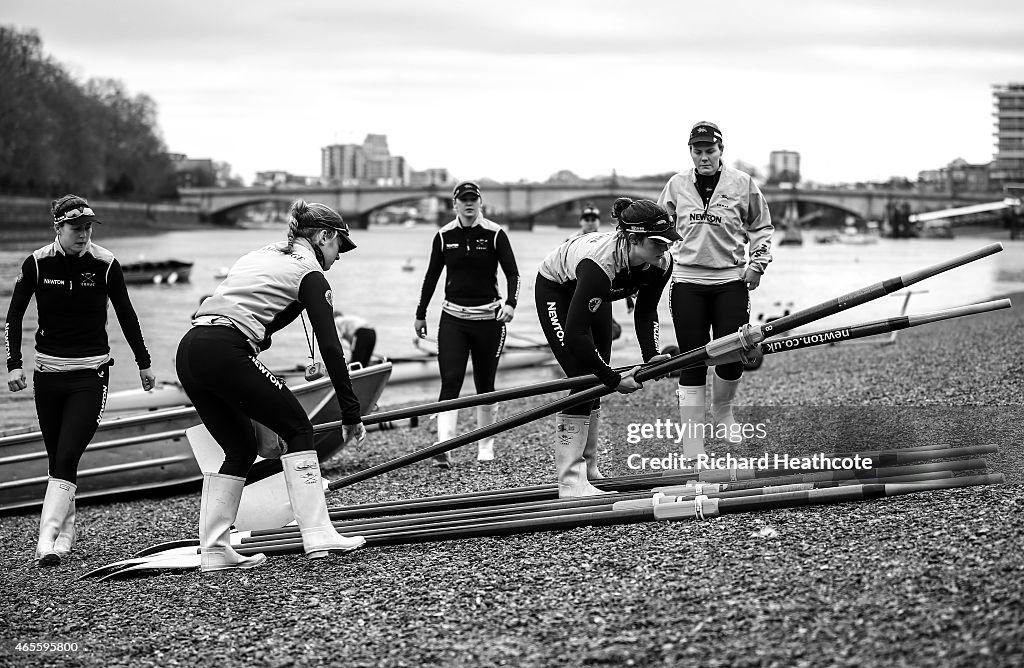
[0,363,392,513]
[120,259,194,285]
[105,350,554,412]
[387,349,554,385]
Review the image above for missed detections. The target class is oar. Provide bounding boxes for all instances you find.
[236,469,965,547]
[705,299,1012,366]
[104,473,1004,576]
[191,245,1004,531]
[128,468,961,565]
[129,452,968,561]
[327,243,1003,491]
[505,331,551,348]
[104,470,998,579]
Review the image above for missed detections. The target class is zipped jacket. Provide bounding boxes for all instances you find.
[658,166,773,283]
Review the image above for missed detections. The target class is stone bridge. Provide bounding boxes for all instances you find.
[180,181,997,229]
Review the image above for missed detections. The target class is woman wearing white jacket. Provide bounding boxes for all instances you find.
[657,121,773,457]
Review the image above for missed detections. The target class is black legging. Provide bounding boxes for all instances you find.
[34,364,111,483]
[436,312,505,401]
[670,280,749,385]
[535,276,612,416]
[350,328,377,367]
[176,326,317,479]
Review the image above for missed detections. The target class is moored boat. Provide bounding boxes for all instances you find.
[0,362,392,513]
[120,259,194,285]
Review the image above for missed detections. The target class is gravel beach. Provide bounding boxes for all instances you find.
[1,291,1022,668]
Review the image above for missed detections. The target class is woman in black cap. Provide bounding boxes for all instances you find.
[176,199,366,572]
[657,121,773,457]
[569,204,602,239]
[5,194,156,567]
[535,197,678,497]
[414,181,521,466]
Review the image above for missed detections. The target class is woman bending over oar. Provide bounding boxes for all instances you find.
[5,195,156,567]
[535,198,679,497]
[176,200,366,572]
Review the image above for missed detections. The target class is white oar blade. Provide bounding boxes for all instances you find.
[98,552,201,581]
[236,473,295,531]
[82,546,200,580]
[186,424,224,473]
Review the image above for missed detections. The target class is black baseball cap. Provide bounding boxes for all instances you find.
[305,203,357,253]
[453,181,482,200]
[688,121,723,146]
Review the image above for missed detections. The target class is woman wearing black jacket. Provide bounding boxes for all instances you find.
[414,181,520,466]
[5,194,156,567]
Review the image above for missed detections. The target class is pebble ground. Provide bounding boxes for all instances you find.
[1,292,1021,667]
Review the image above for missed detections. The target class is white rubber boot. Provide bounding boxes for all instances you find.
[676,385,708,461]
[555,413,607,498]
[200,473,267,572]
[432,410,458,468]
[476,404,497,461]
[582,409,604,479]
[36,478,75,567]
[53,485,77,557]
[711,373,743,444]
[282,451,366,558]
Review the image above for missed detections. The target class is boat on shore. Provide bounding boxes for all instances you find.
[121,259,194,285]
[103,346,553,414]
[0,363,392,513]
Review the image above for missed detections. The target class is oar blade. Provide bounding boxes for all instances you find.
[81,546,200,580]
[133,538,200,558]
[97,552,202,581]
[186,424,224,473]
[235,473,295,532]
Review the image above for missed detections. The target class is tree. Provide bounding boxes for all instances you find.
[0,25,175,200]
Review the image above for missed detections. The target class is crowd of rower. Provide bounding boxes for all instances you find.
[6,120,774,571]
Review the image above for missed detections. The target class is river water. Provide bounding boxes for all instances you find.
[2,226,1023,429]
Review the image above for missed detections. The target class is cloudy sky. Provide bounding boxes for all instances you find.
[5,0,1023,185]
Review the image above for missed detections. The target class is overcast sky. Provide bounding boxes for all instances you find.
[5,0,1023,185]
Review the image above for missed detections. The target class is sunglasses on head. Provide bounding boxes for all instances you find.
[54,207,94,224]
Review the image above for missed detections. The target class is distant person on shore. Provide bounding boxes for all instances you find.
[567,204,634,330]
[5,194,156,567]
[414,181,521,466]
[567,204,602,239]
[334,310,377,368]
[657,121,773,457]
[178,199,366,572]
[536,197,678,497]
